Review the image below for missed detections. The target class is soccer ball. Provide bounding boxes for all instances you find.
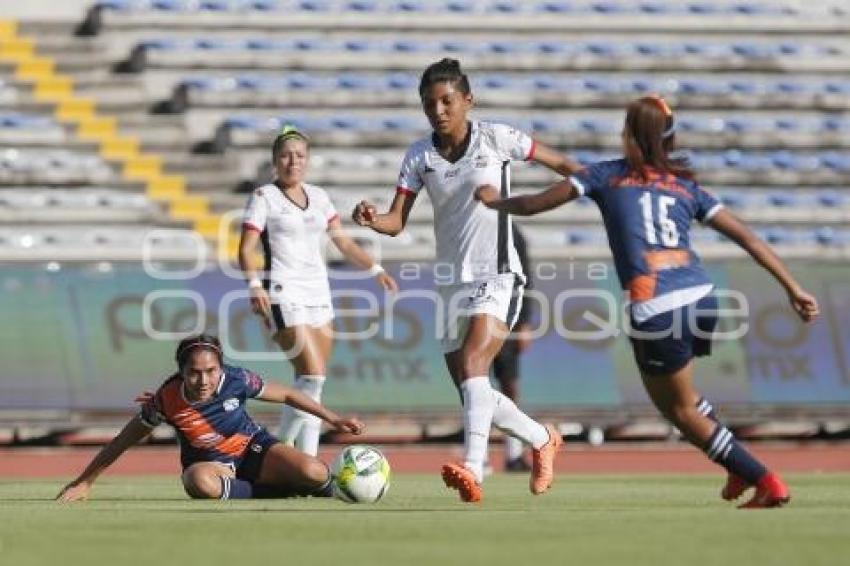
[330,445,391,503]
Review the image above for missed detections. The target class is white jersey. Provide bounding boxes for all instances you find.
[242,182,339,303]
[396,121,533,284]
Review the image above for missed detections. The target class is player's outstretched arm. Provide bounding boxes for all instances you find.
[56,416,152,503]
[351,190,416,236]
[531,142,583,178]
[708,208,819,323]
[327,217,398,292]
[475,179,579,216]
[258,383,365,435]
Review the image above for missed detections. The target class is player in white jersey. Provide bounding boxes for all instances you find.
[352,59,581,502]
[239,125,397,457]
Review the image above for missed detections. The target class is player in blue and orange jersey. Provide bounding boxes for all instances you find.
[56,334,364,502]
[475,95,820,509]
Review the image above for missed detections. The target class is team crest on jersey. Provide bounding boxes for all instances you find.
[445,168,460,179]
[473,154,489,168]
[223,398,240,412]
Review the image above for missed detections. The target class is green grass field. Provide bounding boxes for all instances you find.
[2,474,849,566]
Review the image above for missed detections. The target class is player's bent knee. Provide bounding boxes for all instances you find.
[182,467,223,499]
[302,458,330,486]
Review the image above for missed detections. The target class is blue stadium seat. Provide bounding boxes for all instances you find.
[446,1,474,12]
[687,3,717,14]
[639,2,670,14]
[386,73,417,90]
[142,38,181,50]
[293,38,321,51]
[821,152,850,171]
[251,1,280,11]
[336,74,368,89]
[818,192,845,207]
[347,1,378,12]
[536,2,573,13]
[440,40,471,53]
[151,0,182,11]
[767,192,797,207]
[591,2,624,14]
[392,1,425,12]
[490,2,520,13]
[392,40,421,53]
[488,41,519,54]
[344,39,371,52]
[298,1,331,12]
[532,75,557,90]
[286,73,319,89]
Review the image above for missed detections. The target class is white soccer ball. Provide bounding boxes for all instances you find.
[331,445,391,503]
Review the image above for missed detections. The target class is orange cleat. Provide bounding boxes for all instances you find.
[441,463,482,503]
[739,472,790,509]
[530,425,563,495]
[721,473,751,501]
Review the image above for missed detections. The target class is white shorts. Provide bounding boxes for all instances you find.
[268,279,334,331]
[270,301,334,331]
[437,273,524,354]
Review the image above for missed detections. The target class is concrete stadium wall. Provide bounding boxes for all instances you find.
[2,0,91,22]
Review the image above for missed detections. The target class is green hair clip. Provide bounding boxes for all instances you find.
[277,124,308,141]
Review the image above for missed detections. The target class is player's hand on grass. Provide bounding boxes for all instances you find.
[376,272,399,293]
[474,184,500,206]
[352,201,377,227]
[789,288,819,323]
[332,417,365,436]
[56,481,91,503]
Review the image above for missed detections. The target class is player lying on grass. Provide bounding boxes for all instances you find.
[475,95,820,509]
[56,334,364,502]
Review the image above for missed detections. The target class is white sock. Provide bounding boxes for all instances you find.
[295,375,325,457]
[460,376,496,484]
[491,390,549,449]
[279,375,326,456]
[505,435,524,462]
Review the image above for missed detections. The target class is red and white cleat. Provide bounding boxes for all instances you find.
[530,425,563,495]
[739,472,790,509]
[441,462,482,503]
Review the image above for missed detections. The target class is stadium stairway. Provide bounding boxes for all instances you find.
[0,18,238,258]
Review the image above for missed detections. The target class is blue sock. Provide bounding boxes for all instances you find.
[219,476,253,500]
[696,397,719,423]
[703,425,767,485]
[312,463,334,498]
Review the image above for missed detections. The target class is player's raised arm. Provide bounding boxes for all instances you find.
[352,189,416,237]
[707,208,819,323]
[257,382,365,435]
[56,416,153,503]
[529,142,583,178]
[475,179,580,216]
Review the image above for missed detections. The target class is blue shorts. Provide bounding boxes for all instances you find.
[235,429,279,483]
[181,429,279,484]
[628,294,719,376]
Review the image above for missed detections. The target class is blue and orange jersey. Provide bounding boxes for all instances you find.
[139,365,266,468]
[570,159,723,305]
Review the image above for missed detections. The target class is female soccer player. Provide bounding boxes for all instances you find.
[352,58,581,502]
[56,334,364,502]
[239,126,397,458]
[475,95,820,508]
